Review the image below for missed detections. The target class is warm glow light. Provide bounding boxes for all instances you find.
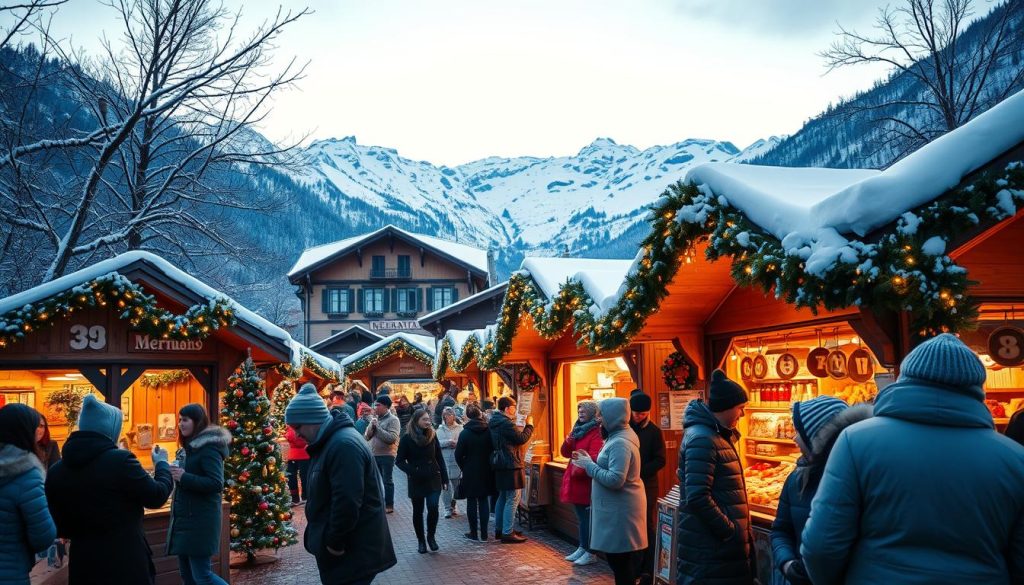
[614,357,629,371]
[46,376,77,381]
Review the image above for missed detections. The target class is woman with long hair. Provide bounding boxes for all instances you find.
[0,404,57,585]
[395,409,449,553]
[35,413,61,469]
[167,403,231,585]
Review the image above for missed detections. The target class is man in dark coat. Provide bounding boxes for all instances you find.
[286,383,396,585]
[630,389,666,585]
[676,370,754,585]
[802,334,1024,585]
[433,388,457,428]
[489,396,534,543]
[46,395,174,585]
[455,404,496,541]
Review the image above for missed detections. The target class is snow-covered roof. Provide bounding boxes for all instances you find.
[340,332,436,367]
[687,87,1024,239]
[309,325,383,351]
[288,225,490,278]
[520,257,633,311]
[0,251,341,377]
[418,282,508,325]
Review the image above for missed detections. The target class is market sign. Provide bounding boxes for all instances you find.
[369,320,419,332]
[988,326,1024,367]
[775,352,799,380]
[807,347,830,378]
[128,333,205,353]
[848,348,875,382]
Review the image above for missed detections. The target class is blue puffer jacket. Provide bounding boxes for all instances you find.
[802,380,1024,585]
[0,444,57,585]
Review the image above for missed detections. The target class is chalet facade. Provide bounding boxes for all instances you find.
[288,225,493,350]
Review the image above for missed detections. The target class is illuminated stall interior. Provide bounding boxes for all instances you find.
[551,355,636,457]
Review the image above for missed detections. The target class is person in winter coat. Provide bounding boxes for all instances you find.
[0,404,57,585]
[46,394,174,585]
[365,395,400,513]
[286,424,311,505]
[489,396,534,543]
[802,333,1024,585]
[629,389,666,584]
[455,404,495,541]
[36,413,61,470]
[676,370,754,585]
[396,409,450,554]
[353,402,374,436]
[573,397,647,585]
[771,397,872,585]
[436,407,464,519]
[286,383,396,585]
[433,389,457,428]
[167,403,231,585]
[559,399,604,566]
[330,390,356,421]
[1005,408,1024,447]
[395,395,413,437]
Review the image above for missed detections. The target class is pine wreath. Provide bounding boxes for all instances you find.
[662,351,696,390]
[516,367,541,392]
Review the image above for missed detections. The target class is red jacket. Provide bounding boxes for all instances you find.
[559,424,603,506]
[285,426,310,461]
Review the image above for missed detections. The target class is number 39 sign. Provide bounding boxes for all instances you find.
[989,327,1024,367]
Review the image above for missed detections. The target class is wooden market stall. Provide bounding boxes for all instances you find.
[0,252,340,585]
[340,332,440,399]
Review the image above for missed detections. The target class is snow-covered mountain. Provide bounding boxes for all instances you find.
[289,134,783,256]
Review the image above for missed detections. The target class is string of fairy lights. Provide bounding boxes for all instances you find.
[344,337,434,376]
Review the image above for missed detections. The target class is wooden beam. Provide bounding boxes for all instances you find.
[623,347,641,386]
[851,307,899,368]
[78,366,108,399]
[118,366,147,394]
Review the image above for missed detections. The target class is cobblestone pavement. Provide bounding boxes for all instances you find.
[231,471,614,585]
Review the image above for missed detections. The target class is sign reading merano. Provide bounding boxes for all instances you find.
[129,333,205,353]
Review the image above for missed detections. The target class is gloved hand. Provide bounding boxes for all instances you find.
[782,559,812,585]
[151,445,169,466]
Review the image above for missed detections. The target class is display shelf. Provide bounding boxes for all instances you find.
[995,417,1010,424]
[744,453,798,463]
[746,436,795,444]
[745,378,819,384]
[746,406,792,412]
[750,504,779,518]
[984,387,1024,394]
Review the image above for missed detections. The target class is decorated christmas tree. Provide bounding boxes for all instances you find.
[222,355,298,560]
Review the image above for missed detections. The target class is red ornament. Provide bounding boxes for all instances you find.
[258,502,269,511]
[262,426,273,436]
[234,389,243,397]
[226,420,239,430]
[241,447,250,456]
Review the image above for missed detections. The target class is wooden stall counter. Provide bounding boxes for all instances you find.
[30,502,231,585]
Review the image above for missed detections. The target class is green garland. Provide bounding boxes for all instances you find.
[271,349,341,383]
[436,161,1024,373]
[139,369,191,389]
[0,272,236,348]
[344,337,433,376]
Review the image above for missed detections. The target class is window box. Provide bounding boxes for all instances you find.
[326,313,349,320]
[364,311,384,318]
[396,311,418,319]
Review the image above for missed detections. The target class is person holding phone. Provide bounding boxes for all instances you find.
[489,396,534,543]
[559,400,603,566]
[46,395,173,585]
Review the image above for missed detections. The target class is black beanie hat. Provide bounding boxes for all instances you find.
[629,389,652,413]
[708,369,748,412]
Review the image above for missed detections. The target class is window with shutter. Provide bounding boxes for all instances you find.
[398,255,410,278]
[357,289,364,313]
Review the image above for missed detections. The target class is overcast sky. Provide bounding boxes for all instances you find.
[14,0,943,164]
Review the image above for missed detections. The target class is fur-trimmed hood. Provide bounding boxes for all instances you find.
[0,443,44,484]
[187,426,231,454]
[809,402,874,458]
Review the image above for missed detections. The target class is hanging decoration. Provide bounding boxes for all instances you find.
[0,272,236,348]
[272,349,342,384]
[515,366,541,392]
[45,385,92,428]
[139,369,192,389]
[343,337,433,376]
[661,351,696,390]
[269,380,295,434]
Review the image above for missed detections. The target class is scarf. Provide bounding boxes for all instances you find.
[409,422,436,447]
[571,417,600,440]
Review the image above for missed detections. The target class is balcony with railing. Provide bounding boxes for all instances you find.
[369,268,411,280]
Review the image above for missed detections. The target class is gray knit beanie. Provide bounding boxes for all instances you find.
[77,394,123,441]
[285,383,330,425]
[899,333,987,396]
[792,396,848,448]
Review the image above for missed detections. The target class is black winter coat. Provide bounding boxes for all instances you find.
[305,411,396,585]
[433,396,456,427]
[455,419,496,498]
[489,411,534,491]
[46,431,173,585]
[167,426,230,557]
[395,432,449,499]
[631,418,667,487]
[676,400,754,585]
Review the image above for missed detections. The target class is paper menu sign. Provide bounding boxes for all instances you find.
[516,391,535,426]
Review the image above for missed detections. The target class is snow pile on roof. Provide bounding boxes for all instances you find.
[441,325,495,358]
[419,282,508,323]
[341,332,436,367]
[309,325,383,351]
[288,225,490,277]
[520,257,632,311]
[687,87,1024,239]
[0,251,341,377]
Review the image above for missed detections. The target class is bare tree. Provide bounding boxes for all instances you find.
[822,0,1024,163]
[0,0,309,284]
[1,0,65,51]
